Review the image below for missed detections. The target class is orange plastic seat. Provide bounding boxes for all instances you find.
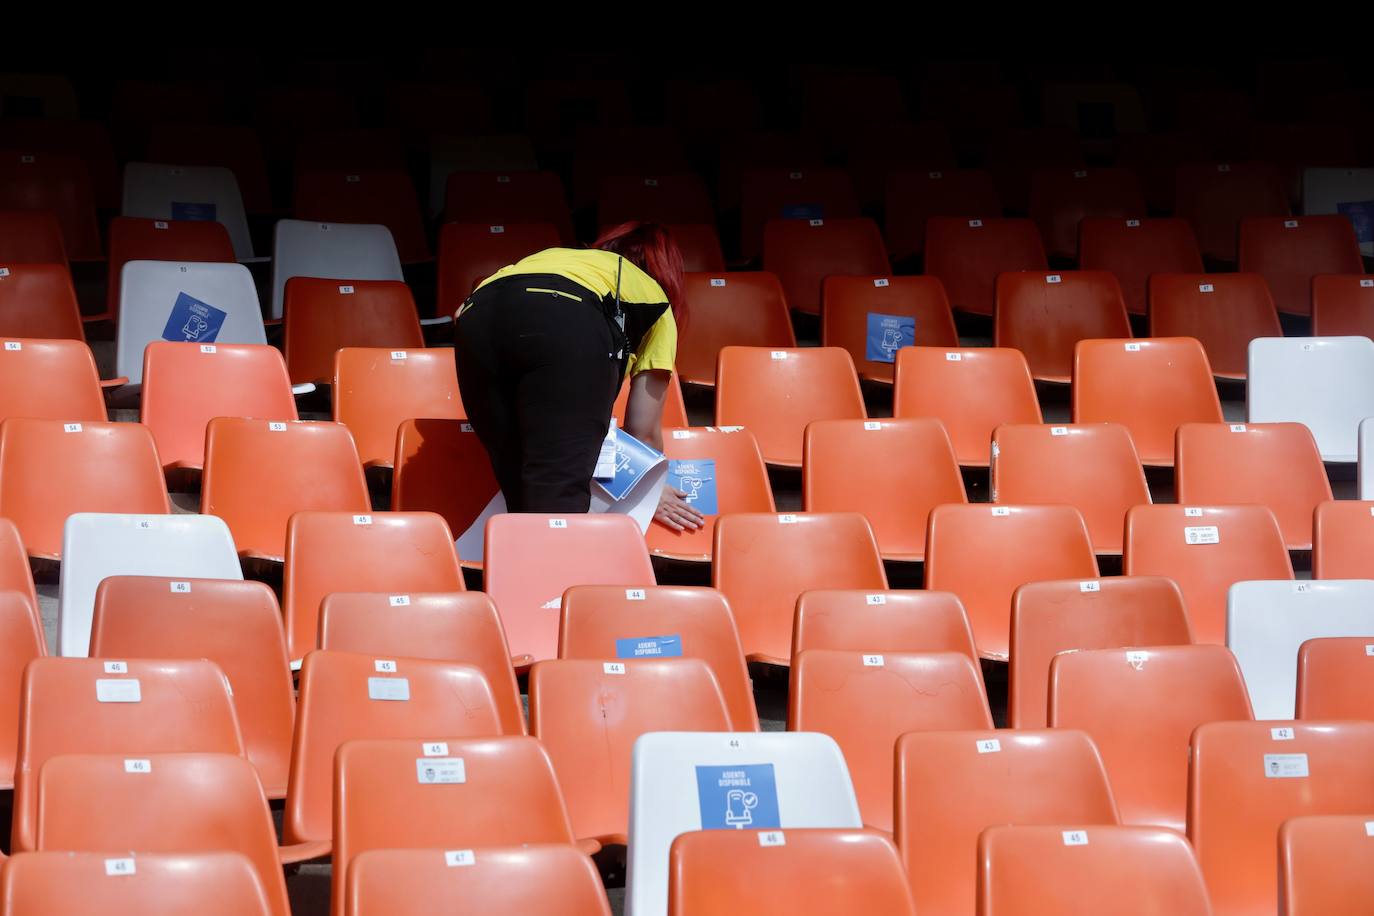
[760,217,888,316]
[390,418,498,561]
[283,278,425,386]
[1029,168,1147,259]
[1189,720,1374,915]
[201,418,370,563]
[2,851,276,916]
[742,168,861,261]
[0,152,101,260]
[715,346,865,468]
[1079,217,1204,316]
[0,592,45,790]
[667,223,726,272]
[669,829,916,916]
[1008,576,1192,729]
[283,512,465,663]
[105,216,235,320]
[714,512,887,665]
[1050,645,1253,832]
[893,346,1041,467]
[611,371,688,430]
[991,423,1150,555]
[924,217,1048,317]
[675,272,795,387]
[435,222,563,317]
[1147,274,1282,380]
[1176,162,1290,262]
[1175,422,1332,551]
[1279,815,1374,915]
[332,347,463,469]
[883,168,1001,261]
[1238,215,1363,316]
[0,517,39,613]
[0,338,106,423]
[896,729,1120,915]
[318,591,524,734]
[820,276,959,384]
[792,589,978,662]
[0,418,169,560]
[0,263,84,340]
[645,426,774,563]
[13,657,245,852]
[443,170,574,242]
[1313,499,1374,579]
[88,576,294,798]
[1124,505,1293,645]
[925,505,1099,661]
[559,584,758,730]
[804,417,966,561]
[987,127,1086,213]
[599,172,713,227]
[994,271,1132,384]
[0,209,68,265]
[791,650,992,830]
[294,168,429,263]
[1072,337,1224,466]
[1296,637,1374,719]
[977,825,1212,916]
[346,845,610,916]
[140,341,297,475]
[530,658,732,845]
[1312,273,1374,337]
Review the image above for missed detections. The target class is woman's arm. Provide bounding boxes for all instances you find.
[623,368,669,451]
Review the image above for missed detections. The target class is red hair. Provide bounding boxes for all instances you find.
[593,221,687,324]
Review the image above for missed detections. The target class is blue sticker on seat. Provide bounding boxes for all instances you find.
[614,635,683,658]
[866,312,915,363]
[170,201,217,222]
[1337,200,1374,243]
[161,291,228,343]
[696,763,781,830]
[781,203,824,220]
[668,459,717,515]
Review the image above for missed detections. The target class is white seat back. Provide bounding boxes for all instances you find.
[269,219,402,320]
[1247,336,1374,462]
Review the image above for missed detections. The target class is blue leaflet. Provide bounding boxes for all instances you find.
[596,427,663,502]
[170,201,217,221]
[866,312,915,363]
[1337,201,1374,243]
[161,291,228,343]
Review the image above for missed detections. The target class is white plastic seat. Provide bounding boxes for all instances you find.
[121,162,255,260]
[1227,579,1374,719]
[1247,336,1374,462]
[269,219,403,320]
[626,731,862,916]
[56,513,243,657]
[1359,418,1374,499]
[115,261,267,387]
[1302,167,1374,256]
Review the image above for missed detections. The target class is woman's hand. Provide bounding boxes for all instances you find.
[654,487,706,532]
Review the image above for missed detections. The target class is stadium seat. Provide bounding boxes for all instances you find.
[667,223,726,272]
[716,130,827,212]
[742,169,861,261]
[294,168,429,263]
[846,121,957,208]
[1175,421,1331,550]
[435,222,563,317]
[1176,162,1290,262]
[0,263,84,340]
[1247,336,1374,462]
[804,417,966,561]
[283,278,425,387]
[715,347,865,468]
[987,127,1087,213]
[760,217,888,316]
[895,729,1119,915]
[1124,505,1293,645]
[926,505,1099,661]
[1072,337,1224,466]
[88,576,293,797]
[0,151,101,260]
[2,851,275,916]
[390,419,498,559]
[1297,636,1374,720]
[976,825,1212,916]
[1312,273,1374,336]
[791,650,992,830]
[0,209,68,265]
[599,173,713,227]
[0,420,169,561]
[146,123,273,214]
[627,731,862,916]
[0,516,38,612]
[675,272,795,387]
[427,134,538,215]
[883,168,1001,262]
[611,371,689,431]
[1008,576,1193,730]
[201,418,369,562]
[105,216,236,320]
[319,591,524,734]
[0,338,106,423]
[1251,123,1357,204]
[1049,645,1253,831]
[1188,720,1374,915]
[443,170,574,243]
[820,276,959,384]
[1239,215,1363,316]
[1313,499,1374,578]
[714,512,886,665]
[293,128,405,173]
[1029,168,1147,260]
[13,657,245,852]
[644,427,772,562]
[140,341,298,476]
[669,829,916,916]
[923,217,1049,317]
[0,592,44,787]
[792,589,979,664]
[1302,167,1374,254]
[109,79,231,159]
[270,220,404,321]
[994,271,1132,384]
[1079,217,1204,316]
[893,346,1041,466]
[115,261,268,387]
[121,162,255,260]
[0,118,119,210]
[559,585,757,730]
[332,347,462,469]
[1279,815,1374,916]
[991,423,1149,555]
[572,127,689,209]
[1147,274,1282,380]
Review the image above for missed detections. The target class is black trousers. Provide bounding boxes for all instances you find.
[454,275,622,513]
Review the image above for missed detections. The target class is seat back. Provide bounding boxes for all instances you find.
[1279,815,1374,915]
[1247,335,1374,462]
[820,275,959,384]
[270,219,404,320]
[332,347,463,468]
[1029,167,1147,259]
[121,161,255,258]
[675,272,795,386]
[435,221,563,316]
[294,167,429,262]
[0,209,68,265]
[0,337,105,423]
[0,263,84,340]
[883,168,1001,260]
[1175,162,1290,261]
[599,172,713,227]
[442,170,573,241]
[1079,217,1203,315]
[994,270,1132,383]
[1311,273,1374,337]
[283,278,424,386]
[0,592,46,789]
[0,517,39,613]
[1297,636,1374,720]
[1239,215,1363,315]
[1313,499,1374,578]
[1147,273,1281,380]
[390,418,499,558]
[666,222,726,272]
[146,123,272,214]
[760,217,888,315]
[742,168,860,261]
[924,217,1047,316]
[0,152,100,259]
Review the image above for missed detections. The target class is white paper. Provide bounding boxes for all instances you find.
[1185,526,1219,545]
[594,421,618,479]
[368,677,410,701]
[416,758,465,784]
[96,679,142,703]
[1263,753,1309,778]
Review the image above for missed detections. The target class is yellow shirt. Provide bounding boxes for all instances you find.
[625,309,677,377]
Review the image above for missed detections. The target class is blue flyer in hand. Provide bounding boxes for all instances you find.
[170,201,217,222]
[1337,200,1374,243]
[866,312,915,363]
[695,763,781,830]
[595,427,664,502]
[161,291,228,343]
[668,459,717,515]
